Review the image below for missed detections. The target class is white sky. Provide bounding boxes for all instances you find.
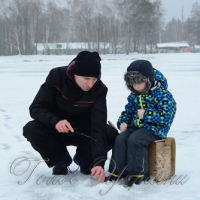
[160,0,200,22]
[0,53,200,199]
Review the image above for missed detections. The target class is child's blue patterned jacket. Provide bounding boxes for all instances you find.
[117,69,176,139]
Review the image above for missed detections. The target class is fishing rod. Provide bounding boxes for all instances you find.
[67,128,97,142]
[73,131,97,142]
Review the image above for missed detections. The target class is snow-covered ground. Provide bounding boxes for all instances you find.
[0,53,200,200]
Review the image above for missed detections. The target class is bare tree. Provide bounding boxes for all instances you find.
[74,0,93,49]
[0,0,10,55]
[118,0,136,55]
[163,18,182,42]
[0,0,179,55]
[63,0,76,54]
[9,0,35,54]
[8,16,22,55]
[149,0,164,52]
[33,0,43,54]
[102,1,122,54]
[188,2,200,45]
[117,0,153,54]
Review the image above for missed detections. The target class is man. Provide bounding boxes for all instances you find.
[23,51,118,183]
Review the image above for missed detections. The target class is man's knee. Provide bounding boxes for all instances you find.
[23,120,44,140]
[106,125,119,150]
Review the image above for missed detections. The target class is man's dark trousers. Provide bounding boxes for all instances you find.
[23,120,118,168]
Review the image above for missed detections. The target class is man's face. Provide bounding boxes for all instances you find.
[74,75,98,91]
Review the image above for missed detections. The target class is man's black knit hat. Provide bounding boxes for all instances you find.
[73,51,101,78]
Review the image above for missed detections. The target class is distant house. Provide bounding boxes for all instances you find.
[146,45,157,53]
[191,45,200,53]
[156,42,190,53]
[34,42,110,55]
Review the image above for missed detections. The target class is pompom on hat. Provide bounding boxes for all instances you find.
[124,60,155,94]
[73,51,101,78]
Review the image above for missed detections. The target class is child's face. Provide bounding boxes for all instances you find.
[133,82,147,93]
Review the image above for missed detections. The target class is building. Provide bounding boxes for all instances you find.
[34,42,110,55]
[156,42,190,53]
[191,45,200,53]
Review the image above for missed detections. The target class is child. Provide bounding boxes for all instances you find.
[107,60,176,186]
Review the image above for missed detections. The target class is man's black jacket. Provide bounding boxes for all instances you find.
[29,65,108,167]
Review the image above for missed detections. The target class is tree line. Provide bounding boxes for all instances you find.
[0,0,199,55]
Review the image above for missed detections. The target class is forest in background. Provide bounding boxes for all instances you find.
[0,0,200,55]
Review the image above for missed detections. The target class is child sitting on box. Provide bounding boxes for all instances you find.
[107,60,176,186]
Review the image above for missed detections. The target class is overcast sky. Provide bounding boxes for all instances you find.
[160,0,200,22]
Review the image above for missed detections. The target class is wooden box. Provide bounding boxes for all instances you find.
[148,137,176,182]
